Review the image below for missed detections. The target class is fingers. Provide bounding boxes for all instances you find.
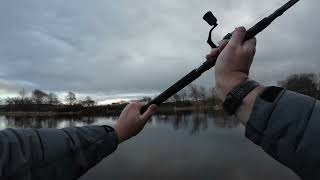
[140,104,158,122]
[229,27,246,46]
[243,37,257,52]
[218,40,229,52]
[206,40,229,61]
[206,48,220,60]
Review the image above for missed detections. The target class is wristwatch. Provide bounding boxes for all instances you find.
[222,79,259,115]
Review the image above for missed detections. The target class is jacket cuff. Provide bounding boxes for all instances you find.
[245,86,285,145]
[102,125,119,146]
[245,87,316,149]
[245,87,319,179]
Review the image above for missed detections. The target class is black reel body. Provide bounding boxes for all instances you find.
[203,11,232,48]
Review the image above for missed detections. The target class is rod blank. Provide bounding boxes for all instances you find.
[140,0,300,114]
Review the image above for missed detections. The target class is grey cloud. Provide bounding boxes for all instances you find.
[0,0,318,100]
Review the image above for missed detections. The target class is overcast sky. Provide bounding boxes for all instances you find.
[0,0,318,103]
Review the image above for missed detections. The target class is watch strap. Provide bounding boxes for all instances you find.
[223,79,259,115]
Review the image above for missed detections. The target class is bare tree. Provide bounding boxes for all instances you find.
[207,87,218,105]
[179,89,188,102]
[279,73,320,99]
[172,93,181,102]
[23,97,33,104]
[199,86,207,101]
[209,87,216,98]
[32,89,48,104]
[65,92,76,105]
[5,97,19,111]
[5,97,15,105]
[48,92,60,105]
[81,96,95,107]
[19,88,27,103]
[188,84,200,101]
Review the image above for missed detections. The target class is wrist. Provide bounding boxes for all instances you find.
[114,125,126,144]
[216,73,248,100]
[235,85,264,124]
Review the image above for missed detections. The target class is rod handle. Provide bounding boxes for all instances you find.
[140,104,150,114]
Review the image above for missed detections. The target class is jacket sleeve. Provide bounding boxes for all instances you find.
[0,125,118,180]
[245,87,320,180]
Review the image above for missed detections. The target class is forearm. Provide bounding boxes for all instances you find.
[235,85,264,124]
[0,125,118,179]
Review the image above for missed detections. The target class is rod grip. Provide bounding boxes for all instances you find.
[140,104,150,114]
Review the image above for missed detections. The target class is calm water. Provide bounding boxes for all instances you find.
[0,112,299,180]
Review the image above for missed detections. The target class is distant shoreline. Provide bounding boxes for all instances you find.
[0,105,222,117]
[0,111,82,117]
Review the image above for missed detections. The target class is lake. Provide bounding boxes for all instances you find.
[0,112,299,180]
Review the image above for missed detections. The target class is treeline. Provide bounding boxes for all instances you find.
[1,89,125,114]
[165,72,320,108]
[0,83,221,114]
[162,84,221,109]
[4,89,96,107]
[278,73,320,99]
[1,72,318,115]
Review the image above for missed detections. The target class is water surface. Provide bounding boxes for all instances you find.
[0,112,299,180]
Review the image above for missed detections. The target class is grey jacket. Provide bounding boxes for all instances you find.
[246,87,320,180]
[0,125,118,180]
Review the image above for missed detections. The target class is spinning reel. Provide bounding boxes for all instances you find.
[203,11,233,48]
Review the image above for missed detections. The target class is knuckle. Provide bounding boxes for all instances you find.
[227,43,238,50]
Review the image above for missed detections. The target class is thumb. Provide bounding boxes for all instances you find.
[140,104,158,122]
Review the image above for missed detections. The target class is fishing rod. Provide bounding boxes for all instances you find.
[140,0,300,114]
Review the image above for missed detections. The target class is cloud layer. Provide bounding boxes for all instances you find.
[0,0,318,101]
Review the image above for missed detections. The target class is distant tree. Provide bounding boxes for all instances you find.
[278,73,320,99]
[19,88,27,103]
[172,93,181,102]
[23,97,34,104]
[65,92,76,105]
[81,96,95,107]
[32,89,48,104]
[5,97,17,111]
[48,92,60,105]
[199,86,207,101]
[5,97,23,105]
[179,89,188,102]
[140,96,152,103]
[5,97,15,105]
[209,87,216,97]
[207,87,219,106]
[188,84,200,101]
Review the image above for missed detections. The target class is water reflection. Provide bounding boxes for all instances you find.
[0,112,299,180]
[0,111,240,133]
[155,112,240,134]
